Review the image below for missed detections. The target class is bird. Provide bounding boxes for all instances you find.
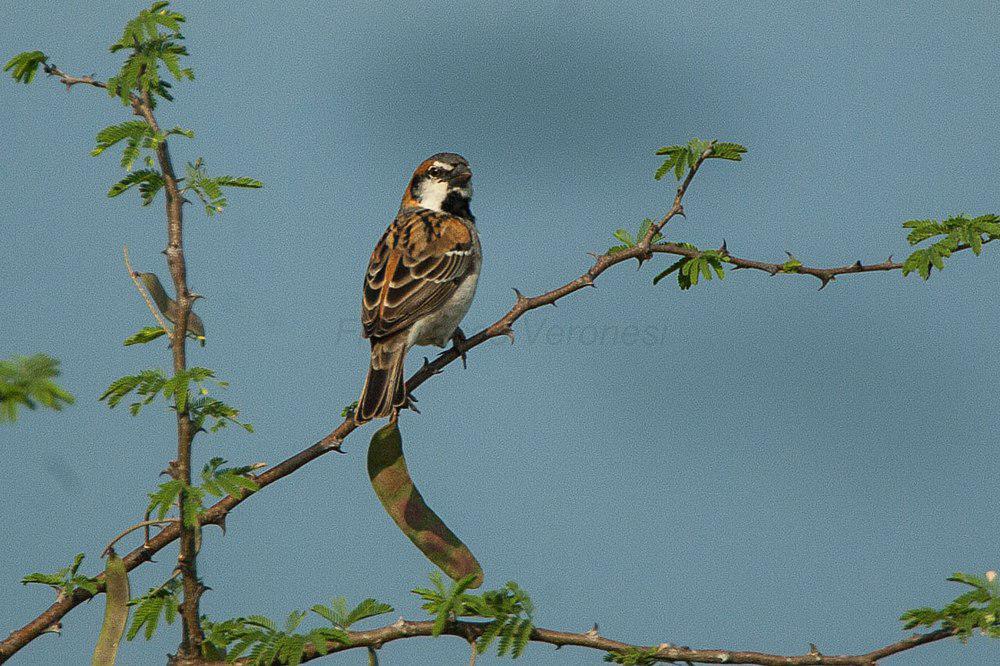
[356,152,481,423]
[134,271,206,344]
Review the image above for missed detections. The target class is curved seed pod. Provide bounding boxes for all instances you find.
[91,549,130,666]
[135,272,207,344]
[367,422,483,587]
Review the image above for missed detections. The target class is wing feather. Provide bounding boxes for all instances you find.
[362,208,477,339]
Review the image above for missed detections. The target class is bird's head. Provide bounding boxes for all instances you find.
[402,153,473,219]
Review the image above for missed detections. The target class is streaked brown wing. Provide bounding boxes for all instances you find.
[362,208,476,339]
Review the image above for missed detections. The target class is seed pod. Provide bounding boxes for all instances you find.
[367,422,483,587]
[91,548,130,666]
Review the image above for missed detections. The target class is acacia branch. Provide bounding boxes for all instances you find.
[1,65,990,664]
[212,619,958,666]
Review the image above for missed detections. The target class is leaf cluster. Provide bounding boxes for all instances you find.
[127,578,181,640]
[654,139,747,181]
[414,573,535,658]
[106,2,192,105]
[900,572,1000,641]
[901,214,1000,280]
[604,646,661,665]
[124,326,168,346]
[201,598,392,665]
[653,245,726,289]
[21,553,98,597]
[200,457,260,498]
[608,219,664,254]
[3,51,47,84]
[0,353,74,423]
[183,159,263,217]
[100,367,251,432]
[146,479,202,527]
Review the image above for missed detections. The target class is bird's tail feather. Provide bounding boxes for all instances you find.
[356,335,407,423]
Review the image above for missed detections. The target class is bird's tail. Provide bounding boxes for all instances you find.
[356,335,408,423]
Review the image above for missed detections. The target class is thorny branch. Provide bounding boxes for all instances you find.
[1,66,991,665]
[207,619,956,666]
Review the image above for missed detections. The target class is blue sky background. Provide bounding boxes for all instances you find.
[2,1,999,664]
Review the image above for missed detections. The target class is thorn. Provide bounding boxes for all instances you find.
[808,643,822,657]
[676,205,686,218]
[215,516,227,535]
[585,623,599,638]
[852,260,863,270]
[393,617,406,629]
[785,251,796,260]
[512,288,528,305]
[502,327,515,345]
[189,292,204,301]
[719,239,728,254]
[887,254,894,263]
[587,252,602,261]
[550,301,557,308]
[42,621,62,636]
[818,275,835,291]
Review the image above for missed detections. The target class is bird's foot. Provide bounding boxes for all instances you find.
[400,387,421,414]
[437,327,469,369]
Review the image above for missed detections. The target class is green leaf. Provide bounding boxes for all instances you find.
[127,579,181,641]
[108,170,162,199]
[146,479,183,520]
[124,327,168,346]
[21,553,99,598]
[200,458,260,498]
[0,354,74,423]
[612,229,635,246]
[213,176,264,189]
[4,51,47,84]
[899,571,1000,641]
[709,142,748,161]
[604,646,661,665]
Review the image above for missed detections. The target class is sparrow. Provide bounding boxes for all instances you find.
[355,153,481,423]
[134,271,206,344]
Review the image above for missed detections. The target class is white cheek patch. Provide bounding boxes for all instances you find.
[416,178,449,211]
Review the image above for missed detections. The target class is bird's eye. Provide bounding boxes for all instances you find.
[427,167,444,177]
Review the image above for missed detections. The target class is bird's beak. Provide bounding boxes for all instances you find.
[450,167,472,185]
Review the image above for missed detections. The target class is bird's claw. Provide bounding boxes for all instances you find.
[437,327,469,369]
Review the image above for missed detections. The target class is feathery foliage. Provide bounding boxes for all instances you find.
[182,159,263,217]
[4,50,47,83]
[900,572,1000,641]
[607,218,664,254]
[604,646,661,665]
[202,597,392,664]
[200,458,259,498]
[127,579,181,641]
[653,245,727,289]
[654,138,747,181]
[0,354,74,423]
[105,2,192,105]
[21,553,98,597]
[414,574,535,658]
[124,326,168,346]
[100,367,252,432]
[901,214,1000,280]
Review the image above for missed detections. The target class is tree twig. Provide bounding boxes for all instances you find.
[101,519,178,557]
